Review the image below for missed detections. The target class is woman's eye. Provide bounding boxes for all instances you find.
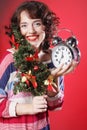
[34,22,42,27]
[20,24,27,28]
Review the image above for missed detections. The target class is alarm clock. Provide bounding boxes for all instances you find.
[51,28,81,69]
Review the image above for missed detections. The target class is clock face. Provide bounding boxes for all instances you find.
[52,44,73,68]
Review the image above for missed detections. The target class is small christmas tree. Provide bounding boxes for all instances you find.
[6,25,58,96]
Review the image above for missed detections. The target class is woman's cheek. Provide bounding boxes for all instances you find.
[20,29,25,35]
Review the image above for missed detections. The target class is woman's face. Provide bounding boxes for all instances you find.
[19,10,45,49]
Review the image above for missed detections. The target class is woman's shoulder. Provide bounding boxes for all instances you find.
[0,49,15,79]
[0,49,14,69]
[1,52,14,63]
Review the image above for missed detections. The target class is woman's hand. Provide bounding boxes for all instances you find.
[51,60,79,77]
[31,95,48,114]
[16,95,48,115]
[46,60,79,97]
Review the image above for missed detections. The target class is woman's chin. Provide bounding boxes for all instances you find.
[28,41,41,48]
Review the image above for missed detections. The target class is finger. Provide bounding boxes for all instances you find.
[35,100,47,105]
[33,107,47,114]
[63,66,75,75]
[43,95,48,99]
[63,60,79,75]
[72,60,79,68]
[51,64,64,76]
[37,104,47,109]
[34,103,47,113]
[63,62,77,75]
[55,63,71,76]
[34,96,47,105]
[34,96,46,100]
[38,108,47,113]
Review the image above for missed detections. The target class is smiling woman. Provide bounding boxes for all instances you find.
[0,1,64,130]
[0,0,80,130]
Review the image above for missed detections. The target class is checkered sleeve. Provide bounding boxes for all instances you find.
[0,53,17,118]
[47,76,64,110]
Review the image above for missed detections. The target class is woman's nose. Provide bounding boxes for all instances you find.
[27,24,36,34]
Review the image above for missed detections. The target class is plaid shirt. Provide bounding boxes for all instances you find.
[0,51,64,130]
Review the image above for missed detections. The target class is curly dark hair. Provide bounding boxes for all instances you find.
[10,0,60,50]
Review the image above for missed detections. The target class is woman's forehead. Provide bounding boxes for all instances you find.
[20,11,42,23]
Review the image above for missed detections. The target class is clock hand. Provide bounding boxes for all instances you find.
[61,52,64,59]
[57,52,63,65]
[59,51,63,62]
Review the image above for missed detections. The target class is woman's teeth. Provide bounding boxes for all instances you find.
[27,35,38,41]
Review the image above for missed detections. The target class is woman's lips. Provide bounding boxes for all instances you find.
[26,35,38,41]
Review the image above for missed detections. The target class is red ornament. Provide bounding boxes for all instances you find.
[47,84,53,91]
[10,35,20,49]
[34,66,39,71]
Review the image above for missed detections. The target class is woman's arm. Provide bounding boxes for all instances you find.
[0,53,18,118]
[47,76,64,110]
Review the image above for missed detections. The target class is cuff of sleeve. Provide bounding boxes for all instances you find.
[47,91,64,101]
[9,101,17,117]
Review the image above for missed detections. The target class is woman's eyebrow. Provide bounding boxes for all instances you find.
[33,19,42,23]
[20,22,28,25]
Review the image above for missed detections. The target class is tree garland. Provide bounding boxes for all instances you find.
[7,25,58,96]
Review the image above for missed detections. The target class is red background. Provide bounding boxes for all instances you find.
[0,0,87,130]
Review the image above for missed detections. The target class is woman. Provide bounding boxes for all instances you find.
[0,1,77,130]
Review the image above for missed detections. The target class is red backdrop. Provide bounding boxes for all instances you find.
[0,0,87,130]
